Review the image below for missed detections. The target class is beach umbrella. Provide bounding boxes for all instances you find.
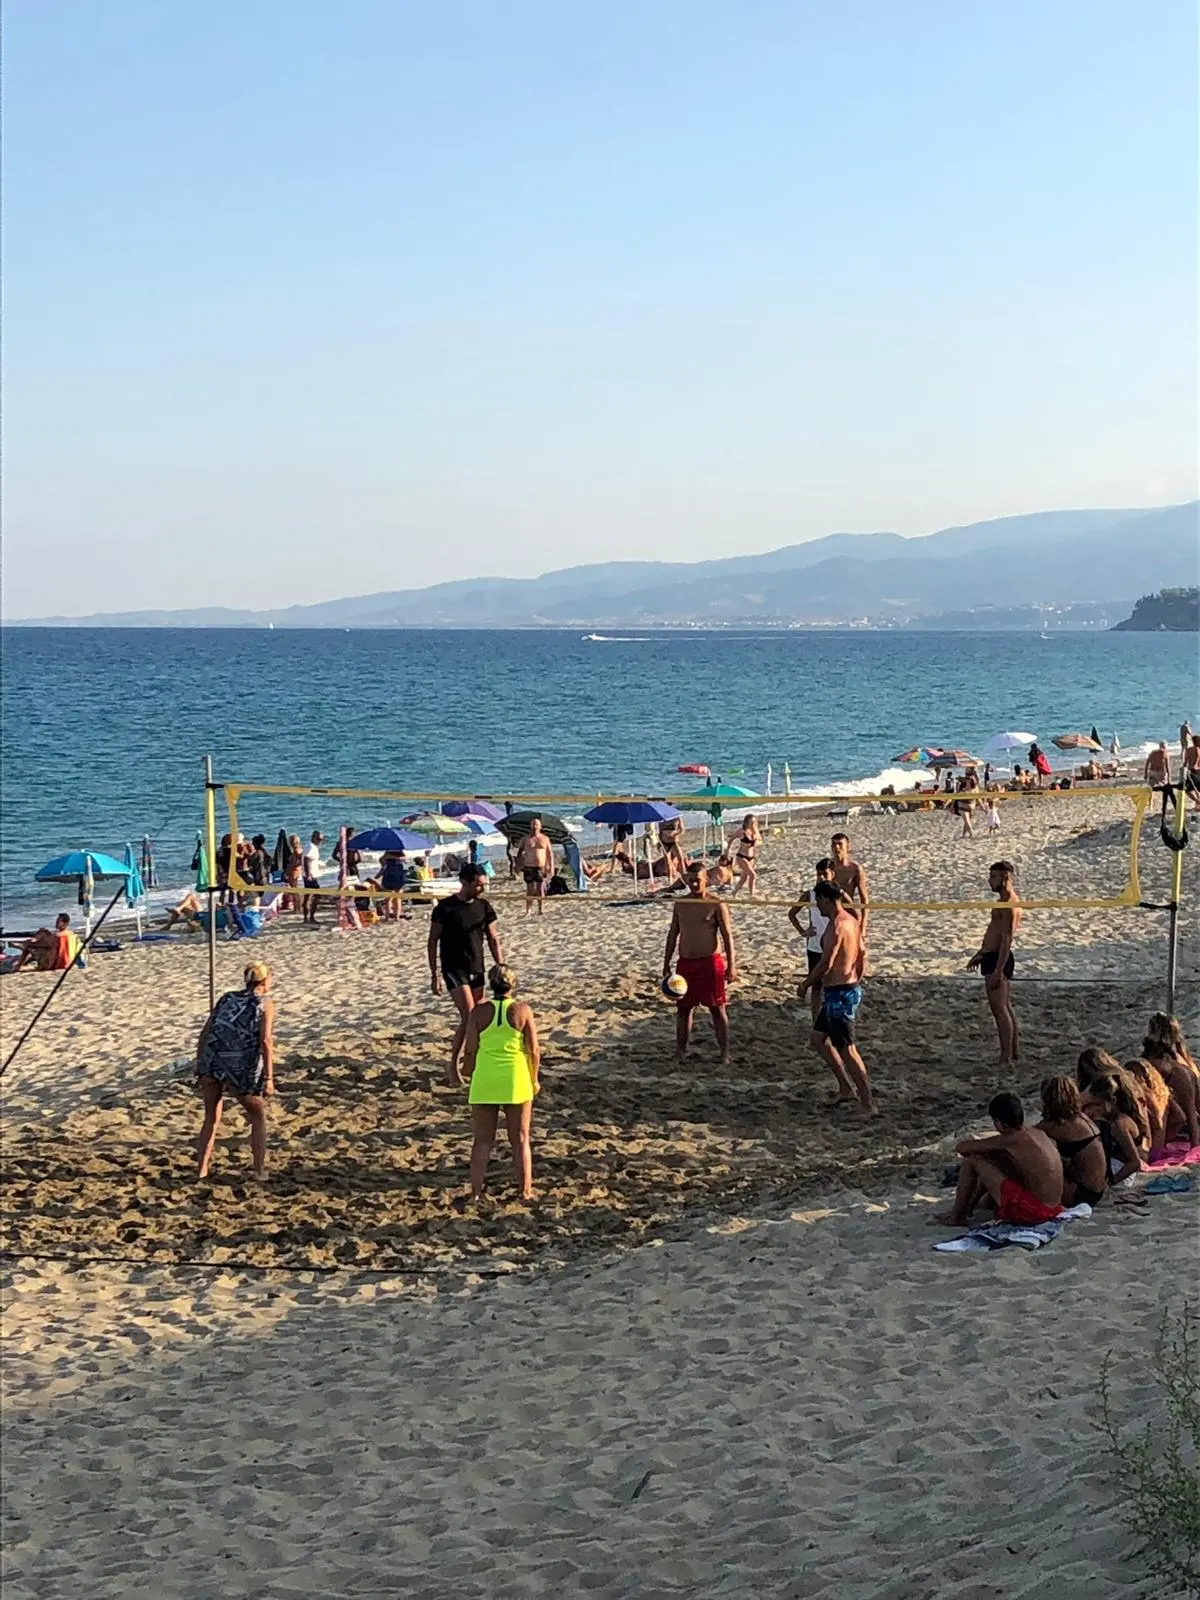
[927,750,977,769]
[1090,726,1102,747]
[442,800,505,822]
[406,813,470,836]
[456,813,505,835]
[677,764,710,776]
[496,812,571,846]
[122,843,147,936]
[140,835,158,889]
[584,803,681,896]
[983,732,1037,753]
[584,801,680,826]
[1053,732,1102,751]
[35,850,139,883]
[194,831,213,891]
[678,778,761,856]
[893,748,925,764]
[347,826,429,853]
[34,850,139,939]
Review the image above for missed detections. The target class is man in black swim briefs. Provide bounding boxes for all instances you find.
[967,861,1022,1067]
[429,865,503,1087]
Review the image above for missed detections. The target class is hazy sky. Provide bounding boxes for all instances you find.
[5,1,1197,617]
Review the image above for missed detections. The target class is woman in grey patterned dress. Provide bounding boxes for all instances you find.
[195,961,276,1179]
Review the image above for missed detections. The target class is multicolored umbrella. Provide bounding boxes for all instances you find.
[893,748,925,764]
[405,813,470,836]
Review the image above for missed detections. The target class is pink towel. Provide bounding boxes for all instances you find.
[1145,1138,1200,1171]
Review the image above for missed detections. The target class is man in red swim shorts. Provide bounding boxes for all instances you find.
[934,1091,1064,1227]
[663,865,738,1065]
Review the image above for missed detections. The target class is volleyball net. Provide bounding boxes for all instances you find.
[215,777,1167,915]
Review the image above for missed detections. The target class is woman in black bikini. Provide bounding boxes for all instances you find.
[731,815,761,898]
[1038,1075,1107,1206]
[1079,1072,1145,1186]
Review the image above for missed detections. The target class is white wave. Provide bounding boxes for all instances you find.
[582,634,652,642]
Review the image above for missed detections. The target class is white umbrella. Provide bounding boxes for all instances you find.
[983,731,1038,753]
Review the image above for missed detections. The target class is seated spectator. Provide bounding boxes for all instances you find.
[1038,1075,1107,1206]
[1079,1073,1145,1186]
[1079,1046,1167,1153]
[17,913,75,970]
[1141,1035,1200,1148]
[934,1091,1063,1226]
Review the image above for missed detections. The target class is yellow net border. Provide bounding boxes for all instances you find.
[218,780,1154,914]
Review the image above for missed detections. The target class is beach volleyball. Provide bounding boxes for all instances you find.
[663,973,688,999]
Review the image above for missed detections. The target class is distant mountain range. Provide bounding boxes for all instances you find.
[11,502,1199,629]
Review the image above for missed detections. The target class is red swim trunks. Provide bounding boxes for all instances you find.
[997,1179,1064,1226]
[675,953,727,1010]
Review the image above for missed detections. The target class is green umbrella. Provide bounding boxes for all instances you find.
[194,830,212,890]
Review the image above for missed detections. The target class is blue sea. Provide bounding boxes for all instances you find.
[2,627,1196,928]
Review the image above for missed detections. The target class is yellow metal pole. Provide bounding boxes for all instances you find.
[1166,780,1187,1010]
[205,754,218,1013]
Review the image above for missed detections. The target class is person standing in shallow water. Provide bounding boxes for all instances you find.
[195,961,276,1180]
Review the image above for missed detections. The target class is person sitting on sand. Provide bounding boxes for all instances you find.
[1078,1046,1166,1154]
[663,864,737,1065]
[461,964,540,1201]
[1079,1073,1145,1186]
[195,960,276,1181]
[1146,1011,1200,1078]
[935,1091,1063,1227]
[16,914,73,971]
[798,879,874,1116]
[966,861,1021,1066]
[165,890,206,932]
[1140,1035,1200,1149]
[1037,1076,1107,1207]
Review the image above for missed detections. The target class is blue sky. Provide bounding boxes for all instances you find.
[5,1,1197,616]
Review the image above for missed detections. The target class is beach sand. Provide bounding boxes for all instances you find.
[2,791,1197,1596]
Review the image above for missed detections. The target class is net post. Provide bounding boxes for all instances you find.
[204,754,218,1014]
[1166,782,1187,1011]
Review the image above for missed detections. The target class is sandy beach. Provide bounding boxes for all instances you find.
[3,791,1197,1597]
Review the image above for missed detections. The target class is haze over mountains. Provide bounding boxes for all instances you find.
[13,503,1199,630]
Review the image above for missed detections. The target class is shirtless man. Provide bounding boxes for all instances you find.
[515,819,555,916]
[1144,741,1170,787]
[967,860,1022,1066]
[799,879,873,1114]
[663,864,737,1064]
[934,1091,1064,1226]
[830,833,869,949]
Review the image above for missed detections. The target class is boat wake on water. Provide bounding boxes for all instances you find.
[582,633,652,642]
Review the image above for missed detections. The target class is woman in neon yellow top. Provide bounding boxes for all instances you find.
[462,964,540,1201]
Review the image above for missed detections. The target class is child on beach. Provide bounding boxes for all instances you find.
[985,801,1001,834]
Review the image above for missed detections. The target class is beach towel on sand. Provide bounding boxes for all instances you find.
[934,1203,1092,1253]
[1145,1139,1200,1172]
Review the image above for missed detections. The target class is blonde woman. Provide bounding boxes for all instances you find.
[461,964,540,1200]
[731,814,761,898]
[195,961,276,1180]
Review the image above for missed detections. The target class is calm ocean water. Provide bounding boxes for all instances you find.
[2,627,1196,927]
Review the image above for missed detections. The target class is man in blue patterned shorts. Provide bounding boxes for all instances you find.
[798,879,875,1117]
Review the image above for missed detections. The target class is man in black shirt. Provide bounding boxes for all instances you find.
[429,864,502,1087]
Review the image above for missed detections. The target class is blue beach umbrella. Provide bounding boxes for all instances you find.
[35,850,139,883]
[583,800,680,827]
[122,843,147,906]
[35,849,140,937]
[347,827,429,853]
